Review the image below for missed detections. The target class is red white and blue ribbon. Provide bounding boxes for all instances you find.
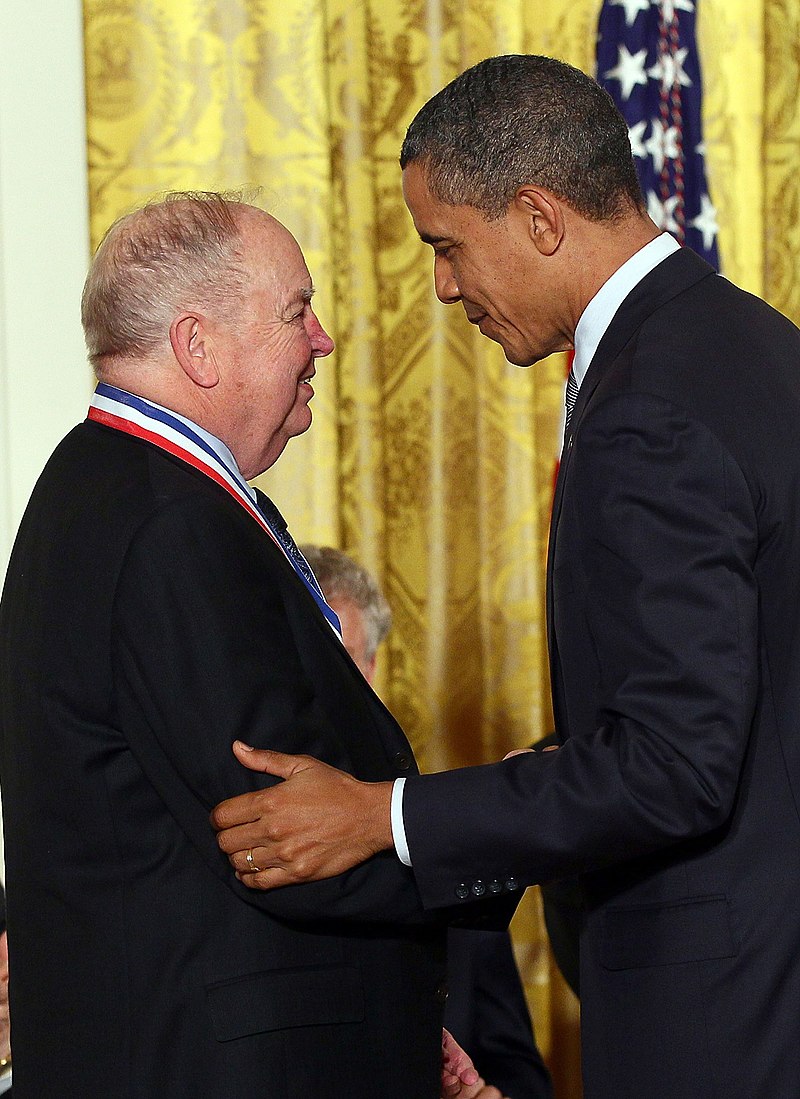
[88,383,342,638]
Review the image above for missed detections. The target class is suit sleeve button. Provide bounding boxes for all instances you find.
[471,880,486,897]
[455,883,470,900]
[488,879,503,894]
[393,751,411,771]
[505,877,519,892]
[435,982,449,1004]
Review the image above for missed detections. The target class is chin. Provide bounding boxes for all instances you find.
[284,408,313,443]
[503,347,540,368]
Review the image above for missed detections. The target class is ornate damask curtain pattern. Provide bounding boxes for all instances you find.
[82,2,800,1095]
[764,0,800,320]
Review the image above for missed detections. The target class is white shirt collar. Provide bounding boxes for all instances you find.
[572,233,681,388]
[139,394,257,503]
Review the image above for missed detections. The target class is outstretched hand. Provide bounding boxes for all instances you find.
[210,742,395,889]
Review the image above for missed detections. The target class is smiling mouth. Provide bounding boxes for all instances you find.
[299,370,315,387]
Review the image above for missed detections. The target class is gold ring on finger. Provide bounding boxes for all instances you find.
[245,848,262,873]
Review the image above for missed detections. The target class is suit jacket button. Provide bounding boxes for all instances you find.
[455,883,470,900]
[488,879,503,894]
[471,880,486,897]
[505,877,519,892]
[435,982,449,1004]
[393,751,411,771]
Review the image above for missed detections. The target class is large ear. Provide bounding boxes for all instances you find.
[169,313,220,388]
[513,185,565,257]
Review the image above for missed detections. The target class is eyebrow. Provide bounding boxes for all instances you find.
[281,286,316,317]
[286,286,315,310]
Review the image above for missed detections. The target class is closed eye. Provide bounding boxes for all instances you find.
[284,286,316,323]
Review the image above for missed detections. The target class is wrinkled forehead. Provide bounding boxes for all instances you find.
[239,208,312,294]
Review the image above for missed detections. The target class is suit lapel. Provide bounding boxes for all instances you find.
[569,246,716,441]
[546,246,717,702]
[251,485,419,769]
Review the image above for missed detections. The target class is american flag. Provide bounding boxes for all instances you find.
[596,0,720,268]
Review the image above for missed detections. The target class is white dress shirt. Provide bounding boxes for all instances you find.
[572,232,680,389]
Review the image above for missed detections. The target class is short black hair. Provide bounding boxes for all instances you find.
[400,54,643,221]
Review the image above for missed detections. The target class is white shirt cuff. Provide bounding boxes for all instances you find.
[391,777,412,867]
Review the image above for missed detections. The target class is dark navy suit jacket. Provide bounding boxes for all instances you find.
[403,248,800,1098]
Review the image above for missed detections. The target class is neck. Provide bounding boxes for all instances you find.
[96,359,224,441]
[565,210,662,335]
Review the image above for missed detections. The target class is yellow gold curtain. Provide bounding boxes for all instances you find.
[82,2,800,1095]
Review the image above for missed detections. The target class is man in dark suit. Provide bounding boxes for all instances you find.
[0,193,486,1098]
[212,55,800,1099]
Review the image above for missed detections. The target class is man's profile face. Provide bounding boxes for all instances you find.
[402,161,569,367]
[214,211,335,478]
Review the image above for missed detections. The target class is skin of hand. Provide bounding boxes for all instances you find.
[503,746,558,759]
[211,742,394,888]
[441,1028,480,1096]
[457,1082,505,1099]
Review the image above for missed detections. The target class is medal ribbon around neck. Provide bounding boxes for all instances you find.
[88,383,342,639]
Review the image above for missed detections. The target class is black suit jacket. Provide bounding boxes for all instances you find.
[402,248,800,1098]
[0,422,449,1098]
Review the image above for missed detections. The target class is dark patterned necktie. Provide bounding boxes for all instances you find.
[254,490,322,594]
[564,368,579,437]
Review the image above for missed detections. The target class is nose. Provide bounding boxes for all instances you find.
[433,254,460,304]
[308,309,335,357]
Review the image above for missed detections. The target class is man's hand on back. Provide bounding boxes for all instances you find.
[211,741,394,888]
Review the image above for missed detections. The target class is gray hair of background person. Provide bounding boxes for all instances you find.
[81,191,250,371]
[400,53,644,222]
[301,545,392,663]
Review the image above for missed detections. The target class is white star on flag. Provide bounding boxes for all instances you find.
[610,0,651,25]
[628,120,648,158]
[689,194,719,251]
[604,44,649,100]
[648,47,692,91]
[598,0,719,266]
[644,119,681,173]
[647,191,681,233]
[651,0,695,21]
